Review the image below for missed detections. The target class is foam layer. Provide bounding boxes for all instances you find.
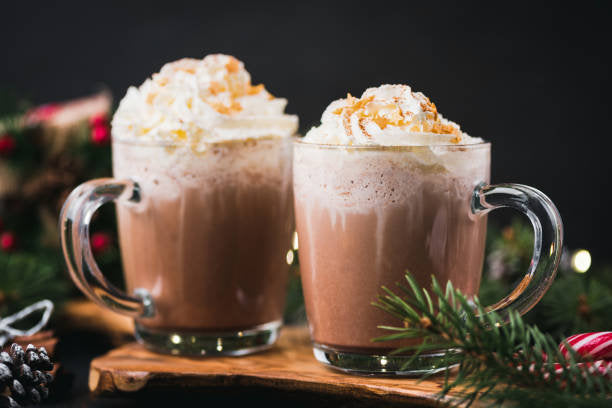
[113,138,292,208]
[112,54,298,149]
[293,144,490,212]
[303,84,482,146]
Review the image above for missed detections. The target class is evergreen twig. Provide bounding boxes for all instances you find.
[0,251,69,318]
[373,272,612,407]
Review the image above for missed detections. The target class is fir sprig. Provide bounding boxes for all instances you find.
[373,273,612,407]
[0,251,69,318]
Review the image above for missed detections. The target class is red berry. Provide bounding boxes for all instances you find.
[91,125,110,145]
[0,134,16,156]
[89,113,108,128]
[0,231,16,251]
[91,232,112,253]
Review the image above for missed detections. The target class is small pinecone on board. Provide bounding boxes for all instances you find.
[0,343,54,407]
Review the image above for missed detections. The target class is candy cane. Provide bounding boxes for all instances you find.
[513,332,612,380]
[559,332,612,360]
[553,360,612,377]
[0,300,54,347]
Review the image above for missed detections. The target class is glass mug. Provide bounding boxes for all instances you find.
[60,137,293,356]
[293,141,562,375]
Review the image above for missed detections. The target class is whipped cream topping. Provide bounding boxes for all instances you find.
[112,54,298,148]
[303,84,482,146]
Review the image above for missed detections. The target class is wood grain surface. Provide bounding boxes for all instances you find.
[89,326,464,406]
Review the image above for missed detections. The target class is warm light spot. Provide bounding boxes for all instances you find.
[186,98,193,109]
[170,334,182,344]
[292,232,299,250]
[380,357,388,366]
[286,250,294,265]
[216,338,223,352]
[571,250,591,273]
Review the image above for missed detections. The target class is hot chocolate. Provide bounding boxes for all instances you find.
[60,54,298,356]
[114,138,293,332]
[294,143,489,351]
[294,84,494,371]
[296,84,562,375]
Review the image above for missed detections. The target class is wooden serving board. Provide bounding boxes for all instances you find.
[89,326,461,406]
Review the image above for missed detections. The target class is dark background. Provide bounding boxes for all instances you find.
[2,1,611,258]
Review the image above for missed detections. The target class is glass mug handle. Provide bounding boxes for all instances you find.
[471,182,563,320]
[59,178,154,318]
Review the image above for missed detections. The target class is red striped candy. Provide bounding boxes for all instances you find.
[559,332,612,360]
[553,360,612,377]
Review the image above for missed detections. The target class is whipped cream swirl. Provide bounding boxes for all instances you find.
[303,84,482,146]
[112,54,298,149]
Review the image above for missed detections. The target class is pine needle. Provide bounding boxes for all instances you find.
[373,271,612,407]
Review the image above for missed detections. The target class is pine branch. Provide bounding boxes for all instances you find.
[0,251,70,318]
[372,272,612,407]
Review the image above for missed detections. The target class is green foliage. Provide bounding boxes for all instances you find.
[0,251,70,319]
[0,122,39,177]
[534,271,612,338]
[479,217,611,340]
[374,272,612,407]
[1,89,119,317]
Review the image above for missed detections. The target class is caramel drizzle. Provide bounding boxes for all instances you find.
[333,91,461,141]
[203,57,267,114]
[153,56,269,115]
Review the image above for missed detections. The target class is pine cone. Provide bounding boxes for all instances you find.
[0,395,20,408]
[0,344,54,407]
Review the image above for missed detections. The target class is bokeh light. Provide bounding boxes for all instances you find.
[292,232,299,250]
[571,249,591,273]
